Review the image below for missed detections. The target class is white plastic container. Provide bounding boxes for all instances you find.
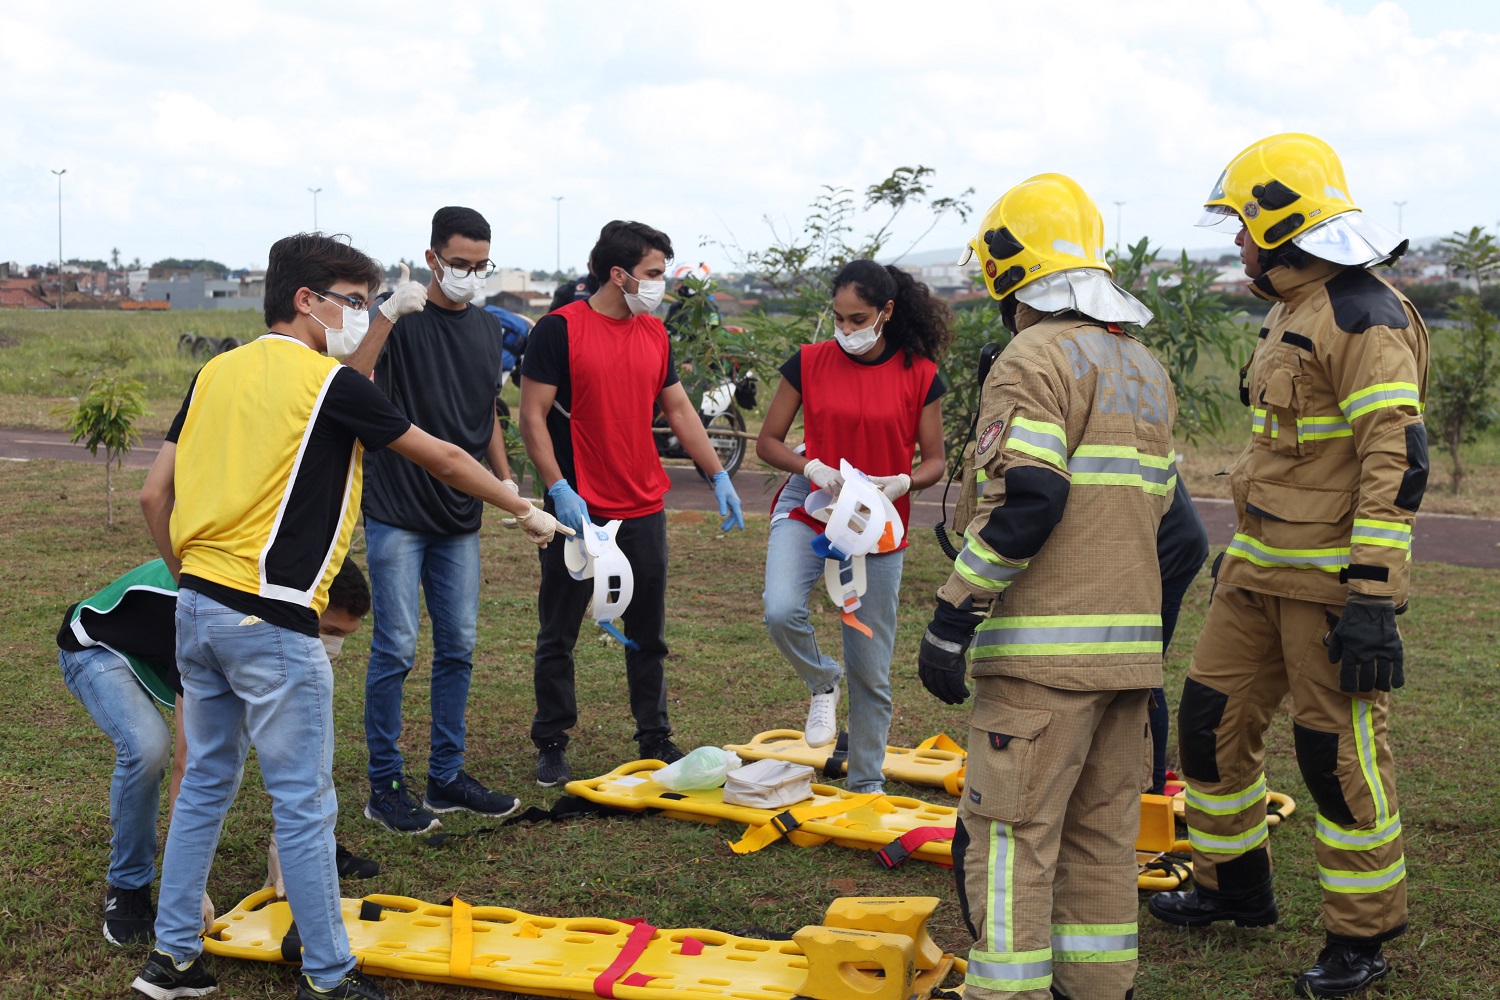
[722,759,815,809]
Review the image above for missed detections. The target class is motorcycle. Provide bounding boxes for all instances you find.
[653,356,756,481]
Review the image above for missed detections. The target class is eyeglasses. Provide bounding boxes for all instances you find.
[432,250,497,279]
[317,289,369,311]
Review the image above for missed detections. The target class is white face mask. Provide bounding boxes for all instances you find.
[835,315,883,356]
[320,634,344,659]
[436,261,487,305]
[313,294,371,358]
[621,272,666,315]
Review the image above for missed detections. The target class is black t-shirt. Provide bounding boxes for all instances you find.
[1157,478,1210,584]
[519,306,679,487]
[57,591,182,698]
[167,363,411,635]
[778,341,948,403]
[362,302,505,535]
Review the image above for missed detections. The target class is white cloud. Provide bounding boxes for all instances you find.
[0,0,1496,272]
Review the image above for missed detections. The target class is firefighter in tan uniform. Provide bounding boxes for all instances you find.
[1147,133,1427,999]
[919,174,1176,1000]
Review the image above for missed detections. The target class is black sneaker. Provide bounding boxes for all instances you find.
[335,842,381,879]
[639,738,685,765]
[294,968,390,1000]
[536,745,572,787]
[423,769,521,817]
[131,948,217,999]
[104,884,155,946]
[364,776,441,834]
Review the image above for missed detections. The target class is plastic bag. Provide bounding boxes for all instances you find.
[653,746,743,791]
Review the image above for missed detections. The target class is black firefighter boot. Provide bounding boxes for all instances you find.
[1293,939,1389,998]
[1147,882,1279,928]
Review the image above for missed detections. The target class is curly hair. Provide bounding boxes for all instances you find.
[831,259,953,364]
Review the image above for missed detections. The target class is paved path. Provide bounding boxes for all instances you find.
[5,427,1496,569]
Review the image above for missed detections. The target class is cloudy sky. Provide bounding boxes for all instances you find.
[3,0,1498,274]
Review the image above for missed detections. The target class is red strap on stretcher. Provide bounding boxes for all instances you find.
[877,826,955,869]
[595,920,657,998]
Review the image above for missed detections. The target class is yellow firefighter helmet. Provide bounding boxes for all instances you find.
[1198,132,1359,249]
[961,173,1110,301]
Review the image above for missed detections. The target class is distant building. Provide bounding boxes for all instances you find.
[0,277,52,309]
[887,247,983,297]
[141,273,261,312]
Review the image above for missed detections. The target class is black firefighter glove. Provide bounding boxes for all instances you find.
[1327,594,1404,692]
[919,598,985,705]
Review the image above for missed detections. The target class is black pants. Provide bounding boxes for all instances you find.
[531,509,671,749]
[1148,563,1201,792]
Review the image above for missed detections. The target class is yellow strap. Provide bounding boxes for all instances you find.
[915,733,964,754]
[448,897,472,979]
[943,764,966,797]
[728,793,883,854]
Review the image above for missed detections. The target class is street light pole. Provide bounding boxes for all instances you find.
[308,187,322,231]
[51,168,66,311]
[1113,201,1125,253]
[1393,200,1407,232]
[552,195,564,274]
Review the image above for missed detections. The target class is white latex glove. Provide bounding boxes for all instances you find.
[500,494,543,529]
[202,892,217,932]
[803,458,844,497]
[870,473,912,500]
[517,504,572,548]
[264,837,286,898]
[501,479,518,494]
[379,262,428,321]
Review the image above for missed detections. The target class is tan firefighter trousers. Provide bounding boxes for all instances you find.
[956,676,1150,1000]
[1178,585,1408,942]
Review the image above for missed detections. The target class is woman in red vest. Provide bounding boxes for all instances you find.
[756,260,951,793]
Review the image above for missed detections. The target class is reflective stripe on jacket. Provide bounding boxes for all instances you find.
[1221,259,1429,605]
[939,309,1178,691]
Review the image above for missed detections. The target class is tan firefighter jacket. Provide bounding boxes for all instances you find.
[1219,258,1429,606]
[938,305,1178,691]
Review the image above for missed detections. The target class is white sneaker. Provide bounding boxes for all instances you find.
[804,684,840,748]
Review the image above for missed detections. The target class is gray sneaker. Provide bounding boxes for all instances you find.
[535,745,572,787]
[364,776,441,835]
[131,949,216,999]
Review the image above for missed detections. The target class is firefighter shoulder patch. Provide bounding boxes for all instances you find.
[977,419,1004,456]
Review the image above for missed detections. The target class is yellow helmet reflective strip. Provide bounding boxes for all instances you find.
[1005,417,1068,470]
[954,530,1029,592]
[1187,818,1269,854]
[1339,382,1422,421]
[1226,534,1349,572]
[971,613,1162,657]
[1068,445,1175,496]
[1315,811,1403,852]
[1185,774,1267,817]
[1050,923,1138,964]
[1353,700,1392,823]
[1318,856,1407,894]
[1351,518,1412,551]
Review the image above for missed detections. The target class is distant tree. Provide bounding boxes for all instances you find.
[52,342,149,530]
[150,258,230,278]
[1441,226,1500,289]
[66,258,109,270]
[1429,226,1500,493]
[110,247,121,270]
[1109,239,1247,443]
[128,257,142,270]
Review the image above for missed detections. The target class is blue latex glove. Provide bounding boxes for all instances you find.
[711,470,744,531]
[546,479,591,534]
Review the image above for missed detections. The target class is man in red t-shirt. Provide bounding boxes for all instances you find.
[518,220,743,786]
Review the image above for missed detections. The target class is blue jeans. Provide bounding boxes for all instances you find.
[59,647,172,891]
[764,502,904,793]
[363,516,481,786]
[155,588,350,988]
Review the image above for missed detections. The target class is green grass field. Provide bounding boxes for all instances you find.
[3,460,1497,999]
[5,309,1500,516]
